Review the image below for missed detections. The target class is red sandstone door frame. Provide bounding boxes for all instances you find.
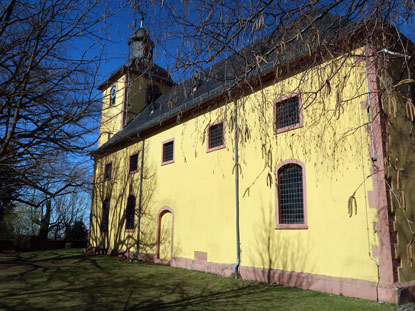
[155,206,174,260]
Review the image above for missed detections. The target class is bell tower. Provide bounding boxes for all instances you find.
[97,17,173,148]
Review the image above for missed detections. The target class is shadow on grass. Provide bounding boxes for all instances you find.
[0,249,396,311]
[123,284,276,311]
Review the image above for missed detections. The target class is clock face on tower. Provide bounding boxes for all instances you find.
[110,85,116,106]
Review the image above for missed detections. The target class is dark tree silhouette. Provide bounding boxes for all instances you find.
[0,0,123,226]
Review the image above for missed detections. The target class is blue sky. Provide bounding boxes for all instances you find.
[87,4,173,88]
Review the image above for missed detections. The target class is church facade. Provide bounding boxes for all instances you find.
[88,16,415,304]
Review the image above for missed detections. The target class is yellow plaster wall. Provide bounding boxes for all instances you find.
[98,74,171,147]
[237,55,379,281]
[98,76,127,147]
[91,49,381,283]
[127,75,171,124]
[90,143,143,252]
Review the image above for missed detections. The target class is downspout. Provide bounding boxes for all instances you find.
[133,139,145,260]
[232,92,241,277]
[364,46,378,169]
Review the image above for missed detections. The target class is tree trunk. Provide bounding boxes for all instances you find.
[38,200,51,239]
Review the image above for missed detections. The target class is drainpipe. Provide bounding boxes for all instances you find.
[133,139,145,260]
[232,92,241,277]
[364,46,378,169]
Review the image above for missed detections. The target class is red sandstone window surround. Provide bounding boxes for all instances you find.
[274,93,303,134]
[207,121,225,152]
[275,159,308,230]
[161,138,175,165]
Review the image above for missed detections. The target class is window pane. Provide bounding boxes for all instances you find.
[110,85,116,106]
[279,164,304,224]
[101,200,109,232]
[277,97,299,129]
[104,163,112,180]
[126,195,135,230]
[163,141,174,162]
[209,123,224,148]
[130,154,138,172]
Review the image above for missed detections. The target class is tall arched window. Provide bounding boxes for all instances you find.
[276,161,308,229]
[101,199,110,232]
[125,195,136,231]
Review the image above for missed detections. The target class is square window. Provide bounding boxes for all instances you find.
[274,94,303,133]
[129,153,138,173]
[207,121,225,152]
[162,140,174,165]
[104,162,112,180]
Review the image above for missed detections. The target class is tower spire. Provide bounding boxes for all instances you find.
[128,17,154,62]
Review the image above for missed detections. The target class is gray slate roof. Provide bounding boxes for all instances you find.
[95,12,360,154]
[98,58,173,90]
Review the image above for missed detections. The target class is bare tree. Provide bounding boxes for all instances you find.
[134,0,414,75]
[0,0,122,223]
[43,192,88,240]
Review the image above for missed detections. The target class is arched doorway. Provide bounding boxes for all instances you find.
[156,207,174,261]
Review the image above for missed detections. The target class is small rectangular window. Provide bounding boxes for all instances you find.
[129,153,138,173]
[207,121,225,152]
[104,162,112,180]
[162,139,174,165]
[274,94,303,134]
[277,97,299,128]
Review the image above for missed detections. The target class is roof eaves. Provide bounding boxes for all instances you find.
[97,65,127,91]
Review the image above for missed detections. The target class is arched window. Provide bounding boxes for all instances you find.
[125,195,136,231]
[276,161,308,229]
[101,199,110,232]
[110,85,116,106]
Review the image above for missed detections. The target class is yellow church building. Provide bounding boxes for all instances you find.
[88,14,415,304]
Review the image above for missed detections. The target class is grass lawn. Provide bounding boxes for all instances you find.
[0,249,397,311]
